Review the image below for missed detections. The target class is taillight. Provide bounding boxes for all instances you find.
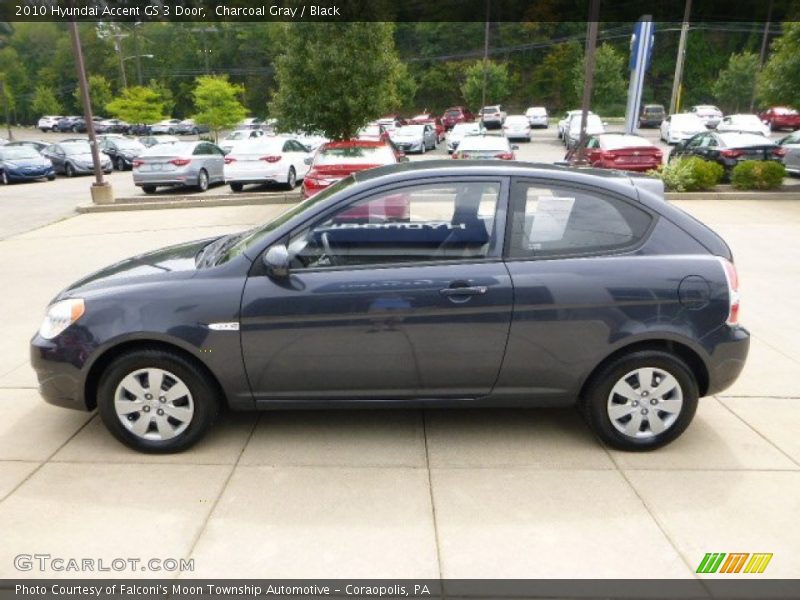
[453,152,469,159]
[260,155,282,163]
[654,151,663,160]
[719,258,740,325]
[773,147,787,157]
[720,149,744,159]
[132,160,143,169]
[495,152,513,160]
[224,157,236,164]
[603,151,619,160]
[170,158,191,166]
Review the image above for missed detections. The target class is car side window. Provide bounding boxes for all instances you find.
[507,180,652,259]
[687,135,704,148]
[700,136,717,148]
[287,181,501,269]
[587,138,600,149]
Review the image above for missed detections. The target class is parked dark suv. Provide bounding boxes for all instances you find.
[639,104,666,128]
[31,162,749,453]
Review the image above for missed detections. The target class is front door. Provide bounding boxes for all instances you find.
[240,178,513,401]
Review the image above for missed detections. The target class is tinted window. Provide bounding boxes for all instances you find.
[508,180,652,259]
[288,182,501,268]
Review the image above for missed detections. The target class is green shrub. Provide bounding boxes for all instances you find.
[730,160,785,190]
[651,157,724,192]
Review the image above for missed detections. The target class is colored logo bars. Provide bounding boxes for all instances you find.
[696,552,773,574]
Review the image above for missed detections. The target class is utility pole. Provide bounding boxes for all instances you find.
[669,0,692,114]
[69,21,113,204]
[113,33,129,89]
[132,22,143,86]
[480,0,490,110]
[577,0,600,163]
[0,80,12,141]
[750,0,774,112]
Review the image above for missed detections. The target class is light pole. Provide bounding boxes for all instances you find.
[669,0,692,115]
[480,0,490,110]
[577,0,601,163]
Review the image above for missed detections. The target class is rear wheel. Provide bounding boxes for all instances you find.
[64,162,75,178]
[142,185,156,194]
[114,157,124,171]
[196,169,209,192]
[230,182,244,192]
[285,166,297,190]
[97,349,220,453]
[580,350,698,451]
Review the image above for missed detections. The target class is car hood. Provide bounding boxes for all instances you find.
[68,152,109,163]
[57,238,214,299]
[2,158,51,168]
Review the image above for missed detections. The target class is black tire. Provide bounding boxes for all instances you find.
[96,348,220,453]
[580,350,699,451]
[230,182,244,192]
[47,174,55,181]
[285,166,296,190]
[114,157,124,171]
[64,162,75,178]
[142,185,156,194]
[196,169,209,192]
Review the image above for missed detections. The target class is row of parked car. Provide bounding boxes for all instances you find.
[37,115,216,136]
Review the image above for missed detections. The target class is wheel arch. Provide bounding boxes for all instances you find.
[83,338,228,411]
[577,338,710,403]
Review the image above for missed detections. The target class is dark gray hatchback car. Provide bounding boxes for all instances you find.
[30,161,749,453]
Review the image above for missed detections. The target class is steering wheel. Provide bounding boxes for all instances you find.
[320,232,339,266]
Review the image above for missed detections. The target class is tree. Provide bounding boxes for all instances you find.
[31,84,62,116]
[74,74,113,116]
[269,22,407,140]
[572,43,628,115]
[759,22,800,108]
[191,75,248,142]
[106,86,168,125]
[460,60,512,109]
[713,52,759,113]
[531,41,582,111]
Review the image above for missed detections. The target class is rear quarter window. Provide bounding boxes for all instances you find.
[507,180,653,259]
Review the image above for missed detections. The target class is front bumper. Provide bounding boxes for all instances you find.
[30,333,92,411]
[6,167,54,181]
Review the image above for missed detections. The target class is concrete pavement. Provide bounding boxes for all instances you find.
[0,198,798,579]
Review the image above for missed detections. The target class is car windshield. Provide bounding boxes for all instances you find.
[141,142,195,156]
[729,115,762,126]
[226,131,249,140]
[774,107,798,115]
[314,145,395,165]
[459,135,510,151]
[0,147,41,160]
[528,108,546,115]
[452,123,481,134]
[505,116,528,125]
[209,176,358,266]
[61,142,91,154]
[396,125,424,135]
[673,115,704,127]
[114,139,144,150]
[600,135,653,150]
[444,109,461,117]
[231,138,283,154]
[357,125,382,136]
[718,133,775,147]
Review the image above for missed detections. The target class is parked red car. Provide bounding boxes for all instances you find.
[441,106,475,130]
[566,133,663,172]
[759,107,800,131]
[409,113,446,142]
[302,140,403,200]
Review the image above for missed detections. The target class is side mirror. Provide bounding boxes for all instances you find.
[303,157,312,165]
[263,244,291,278]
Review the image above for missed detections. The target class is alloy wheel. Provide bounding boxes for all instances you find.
[606,367,683,439]
[113,368,195,441]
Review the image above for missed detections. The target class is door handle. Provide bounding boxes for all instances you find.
[440,286,488,297]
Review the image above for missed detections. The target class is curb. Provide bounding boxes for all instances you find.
[77,192,302,213]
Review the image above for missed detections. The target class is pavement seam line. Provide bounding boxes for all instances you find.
[601,442,702,581]
[184,412,261,563]
[0,412,97,505]
[422,410,445,581]
[714,395,800,469]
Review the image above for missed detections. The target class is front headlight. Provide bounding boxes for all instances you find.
[39,299,85,340]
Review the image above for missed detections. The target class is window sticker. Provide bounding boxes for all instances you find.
[528,196,575,244]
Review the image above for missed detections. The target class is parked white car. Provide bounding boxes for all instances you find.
[525,106,549,128]
[150,119,182,134]
[479,105,507,127]
[503,115,532,141]
[452,133,516,160]
[660,113,708,144]
[564,113,605,148]
[446,122,483,153]
[716,114,771,137]
[223,136,311,192]
[690,105,723,128]
[220,129,264,153]
[558,109,594,139]
[37,115,63,132]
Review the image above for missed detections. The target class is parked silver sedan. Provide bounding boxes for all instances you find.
[132,141,225,194]
[777,130,800,175]
[389,124,436,153]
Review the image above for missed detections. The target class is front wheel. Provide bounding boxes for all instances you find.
[64,162,75,178]
[581,350,698,451]
[230,182,244,192]
[142,185,156,194]
[97,349,220,453]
